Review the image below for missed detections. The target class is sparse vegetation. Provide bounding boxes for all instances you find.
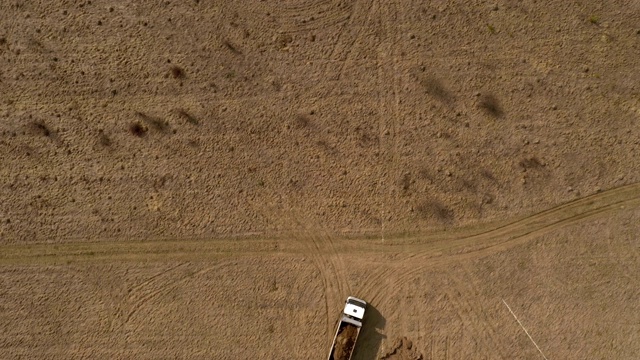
[487,24,496,34]
[176,108,199,125]
[354,126,376,148]
[400,173,412,194]
[316,140,338,155]
[519,156,544,170]
[478,94,504,118]
[480,169,497,182]
[275,33,293,50]
[223,39,242,55]
[129,122,147,137]
[292,114,312,129]
[415,200,454,222]
[30,121,51,137]
[135,111,169,132]
[98,131,112,146]
[420,76,454,104]
[589,15,600,24]
[169,65,185,79]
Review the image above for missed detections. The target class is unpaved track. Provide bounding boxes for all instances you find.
[1,183,638,359]
[360,181,640,304]
[2,181,639,266]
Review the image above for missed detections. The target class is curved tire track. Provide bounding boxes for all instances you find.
[2,183,639,283]
[355,182,640,304]
[282,212,352,341]
[272,0,353,35]
[122,262,230,327]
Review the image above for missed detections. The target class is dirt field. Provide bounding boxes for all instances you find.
[1,0,639,359]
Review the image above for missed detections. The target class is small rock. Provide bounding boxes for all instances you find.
[551,104,558,110]
[533,139,540,144]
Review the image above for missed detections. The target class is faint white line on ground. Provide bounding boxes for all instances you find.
[502,299,549,360]
[380,208,385,243]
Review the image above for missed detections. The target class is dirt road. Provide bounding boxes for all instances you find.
[2,181,638,266]
[1,183,639,358]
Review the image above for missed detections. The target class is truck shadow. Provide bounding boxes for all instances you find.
[352,303,386,360]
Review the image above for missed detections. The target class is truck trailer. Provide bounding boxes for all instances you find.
[327,296,367,360]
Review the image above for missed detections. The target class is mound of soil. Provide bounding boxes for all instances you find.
[332,324,358,360]
[380,337,423,360]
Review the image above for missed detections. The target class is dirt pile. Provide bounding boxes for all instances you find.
[380,337,423,360]
[331,323,358,360]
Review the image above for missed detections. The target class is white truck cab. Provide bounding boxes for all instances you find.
[343,296,367,320]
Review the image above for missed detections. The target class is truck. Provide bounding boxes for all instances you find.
[327,296,367,360]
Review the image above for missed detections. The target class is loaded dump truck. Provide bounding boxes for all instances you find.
[327,296,367,360]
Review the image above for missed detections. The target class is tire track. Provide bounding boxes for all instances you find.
[117,261,189,329]
[369,196,639,309]
[441,283,495,356]
[327,0,372,62]
[331,0,376,81]
[369,192,640,322]
[356,182,640,305]
[447,270,507,359]
[126,262,189,294]
[373,0,399,266]
[428,299,451,360]
[2,183,639,266]
[282,212,351,340]
[274,0,353,34]
[122,262,230,327]
[437,274,505,359]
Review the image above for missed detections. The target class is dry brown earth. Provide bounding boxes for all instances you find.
[1,0,639,359]
[380,337,424,360]
[332,323,358,360]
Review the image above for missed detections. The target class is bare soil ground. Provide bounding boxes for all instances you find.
[1,0,639,359]
[380,337,424,360]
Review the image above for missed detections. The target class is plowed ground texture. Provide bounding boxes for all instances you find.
[1,0,639,359]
